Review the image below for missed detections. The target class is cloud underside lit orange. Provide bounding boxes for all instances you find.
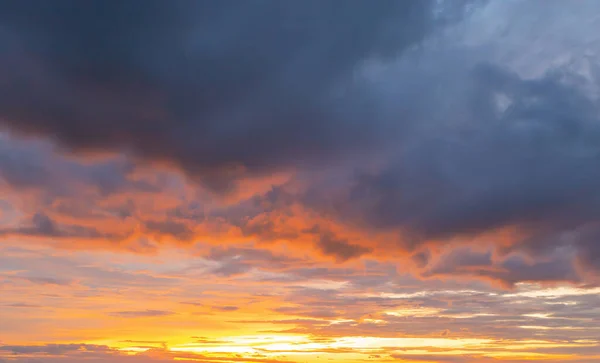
[2,0,600,362]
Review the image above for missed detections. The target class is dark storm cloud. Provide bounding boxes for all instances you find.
[303,54,600,274]
[575,225,600,271]
[0,0,447,192]
[0,344,297,363]
[108,309,174,318]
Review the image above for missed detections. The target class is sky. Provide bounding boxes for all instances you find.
[1,0,600,362]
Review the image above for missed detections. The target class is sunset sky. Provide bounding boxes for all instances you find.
[1,1,600,362]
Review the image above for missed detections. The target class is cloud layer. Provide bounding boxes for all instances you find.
[2,4,600,361]
[0,0,443,191]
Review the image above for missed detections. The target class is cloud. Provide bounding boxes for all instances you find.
[0,135,155,197]
[0,0,600,288]
[309,61,600,237]
[391,353,496,363]
[0,344,296,363]
[315,235,371,262]
[0,343,110,355]
[206,246,303,277]
[3,302,42,308]
[211,305,239,312]
[0,212,120,240]
[296,10,600,280]
[424,248,493,276]
[109,310,175,318]
[0,0,454,194]
[304,225,372,262]
[421,246,581,287]
[2,243,600,362]
[144,219,194,242]
[9,275,72,286]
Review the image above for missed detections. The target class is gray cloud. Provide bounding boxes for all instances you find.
[425,248,493,276]
[421,247,581,286]
[0,0,452,193]
[316,235,371,262]
[0,135,156,197]
[144,219,194,241]
[0,212,120,240]
[206,246,302,277]
[3,302,42,308]
[299,25,600,277]
[309,61,600,235]
[0,248,178,293]
[211,305,239,312]
[0,344,110,355]
[108,310,174,318]
[0,344,296,363]
[304,225,372,262]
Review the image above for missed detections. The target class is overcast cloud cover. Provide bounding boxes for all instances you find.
[1,0,598,281]
[1,1,600,362]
